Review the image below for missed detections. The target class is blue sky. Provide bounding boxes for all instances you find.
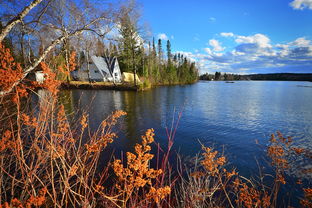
[138,0,312,74]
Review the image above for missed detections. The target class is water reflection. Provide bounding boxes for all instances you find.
[55,81,312,179]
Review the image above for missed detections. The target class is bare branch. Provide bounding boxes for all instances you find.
[0,16,109,97]
[0,0,44,42]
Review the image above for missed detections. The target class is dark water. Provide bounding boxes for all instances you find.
[59,81,312,203]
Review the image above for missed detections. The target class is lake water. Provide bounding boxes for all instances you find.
[60,81,312,193]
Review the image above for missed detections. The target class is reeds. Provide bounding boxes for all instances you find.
[0,93,127,207]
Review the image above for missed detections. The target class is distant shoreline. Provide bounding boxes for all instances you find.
[199,73,312,82]
[199,80,312,82]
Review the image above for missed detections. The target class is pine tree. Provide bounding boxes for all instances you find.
[157,39,162,63]
[152,37,157,58]
[166,40,172,66]
[151,37,159,81]
[118,13,140,85]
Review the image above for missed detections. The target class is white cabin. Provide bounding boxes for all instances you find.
[73,56,122,83]
[35,71,45,83]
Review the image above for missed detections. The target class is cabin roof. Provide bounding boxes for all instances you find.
[90,56,119,76]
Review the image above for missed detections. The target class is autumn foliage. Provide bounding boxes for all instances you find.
[0,43,23,91]
[113,128,171,206]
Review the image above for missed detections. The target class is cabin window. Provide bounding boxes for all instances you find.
[115,73,118,77]
[95,70,99,73]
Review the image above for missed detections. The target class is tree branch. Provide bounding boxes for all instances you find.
[0,0,44,43]
[0,16,109,97]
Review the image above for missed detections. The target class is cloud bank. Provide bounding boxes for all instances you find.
[290,0,312,10]
[180,33,312,74]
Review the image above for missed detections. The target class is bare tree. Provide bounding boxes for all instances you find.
[0,0,121,96]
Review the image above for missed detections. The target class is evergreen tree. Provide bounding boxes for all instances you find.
[215,71,221,80]
[118,13,140,85]
[166,40,172,66]
[152,37,157,58]
[173,54,177,63]
[151,37,159,81]
[157,39,162,63]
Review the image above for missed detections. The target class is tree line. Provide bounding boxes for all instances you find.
[118,36,199,85]
[200,72,243,81]
[95,10,199,86]
[200,72,312,81]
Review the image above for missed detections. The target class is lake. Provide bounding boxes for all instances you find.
[59,81,312,186]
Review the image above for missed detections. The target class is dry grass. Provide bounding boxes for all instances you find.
[69,81,116,86]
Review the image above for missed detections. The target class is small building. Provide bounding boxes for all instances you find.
[35,71,45,83]
[73,55,122,83]
[122,72,141,84]
[26,70,46,84]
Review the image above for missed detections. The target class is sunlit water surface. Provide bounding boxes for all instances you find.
[39,81,312,205]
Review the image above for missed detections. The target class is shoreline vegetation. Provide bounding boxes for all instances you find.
[0,0,311,207]
[61,81,138,91]
[60,79,199,92]
[114,10,199,88]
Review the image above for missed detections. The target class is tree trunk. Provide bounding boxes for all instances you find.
[132,46,136,86]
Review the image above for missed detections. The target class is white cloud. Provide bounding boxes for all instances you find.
[235,33,271,48]
[204,47,213,55]
[290,0,312,10]
[275,44,290,57]
[171,35,174,40]
[291,37,311,47]
[157,33,169,40]
[231,50,245,56]
[220,32,234,37]
[209,39,225,52]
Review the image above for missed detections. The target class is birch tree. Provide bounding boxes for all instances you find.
[0,0,119,96]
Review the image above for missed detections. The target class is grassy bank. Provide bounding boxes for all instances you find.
[61,81,138,91]
[61,79,199,92]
